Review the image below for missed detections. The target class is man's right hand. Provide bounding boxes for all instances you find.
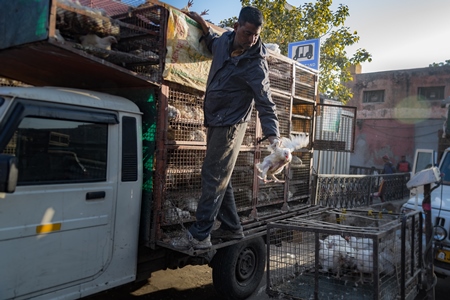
[184,11,209,35]
[268,136,280,148]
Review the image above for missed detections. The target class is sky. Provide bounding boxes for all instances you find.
[160,0,450,73]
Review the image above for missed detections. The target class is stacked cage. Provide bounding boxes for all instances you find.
[255,55,316,216]
[53,0,164,83]
[0,77,29,87]
[267,208,422,300]
[155,52,317,243]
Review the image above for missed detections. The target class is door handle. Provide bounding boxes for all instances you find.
[86,191,106,200]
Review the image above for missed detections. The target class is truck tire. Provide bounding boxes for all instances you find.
[211,236,266,300]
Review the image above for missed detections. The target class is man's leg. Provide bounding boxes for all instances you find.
[189,123,247,241]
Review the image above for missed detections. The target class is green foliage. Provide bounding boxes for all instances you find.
[220,16,238,28]
[429,59,450,67]
[219,0,372,103]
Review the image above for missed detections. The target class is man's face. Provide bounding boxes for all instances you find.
[233,21,261,51]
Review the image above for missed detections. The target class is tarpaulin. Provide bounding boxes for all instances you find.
[163,8,216,92]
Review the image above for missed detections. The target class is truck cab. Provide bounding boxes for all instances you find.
[402,148,450,277]
[0,86,143,299]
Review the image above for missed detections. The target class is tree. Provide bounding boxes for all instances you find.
[429,60,450,67]
[220,0,371,103]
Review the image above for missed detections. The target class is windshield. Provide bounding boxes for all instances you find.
[440,152,450,185]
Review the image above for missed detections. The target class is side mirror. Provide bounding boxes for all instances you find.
[0,154,18,193]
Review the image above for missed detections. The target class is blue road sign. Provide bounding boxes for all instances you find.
[288,38,320,70]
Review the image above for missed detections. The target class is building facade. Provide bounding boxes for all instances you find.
[345,65,450,169]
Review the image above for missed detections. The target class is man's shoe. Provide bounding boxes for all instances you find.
[211,228,244,241]
[171,231,212,250]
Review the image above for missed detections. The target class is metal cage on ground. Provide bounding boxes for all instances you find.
[267,207,422,300]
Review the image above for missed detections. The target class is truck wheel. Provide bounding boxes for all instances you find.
[211,236,266,300]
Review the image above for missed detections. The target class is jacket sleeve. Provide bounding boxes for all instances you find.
[248,58,280,139]
[201,27,221,54]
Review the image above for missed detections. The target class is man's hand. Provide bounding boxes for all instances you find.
[268,136,280,148]
[184,11,209,34]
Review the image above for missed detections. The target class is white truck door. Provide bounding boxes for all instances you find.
[0,103,119,299]
[410,149,437,197]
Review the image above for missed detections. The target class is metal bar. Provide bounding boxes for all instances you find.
[401,214,406,300]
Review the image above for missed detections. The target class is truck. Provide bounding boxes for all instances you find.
[402,98,450,279]
[402,147,450,278]
[0,1,356,299]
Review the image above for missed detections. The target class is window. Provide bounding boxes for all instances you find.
[418,86,445,100]
[2,117,108,185]
[363,90,384,103]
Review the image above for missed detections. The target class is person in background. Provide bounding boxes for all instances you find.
[172,6,280,250]
[396,155,411,173]
[382,154,396,174]
[374,154,396,202]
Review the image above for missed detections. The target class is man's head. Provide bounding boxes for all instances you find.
[401,155,406,161]
[233,6,263,51]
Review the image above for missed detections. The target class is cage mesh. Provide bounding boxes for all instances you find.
[267,208,421,300]
[271,93,291,138]
[314,104,356,152]
[294,65,317,101]
[167,90,206,144]
[243,108,257,147]
[54,1,163,83]
[232,151,255,211]
[162,148,204,225]
[267,55,293,94]
[288,151,311,202]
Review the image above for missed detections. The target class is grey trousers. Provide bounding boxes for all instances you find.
[189,123,247,241]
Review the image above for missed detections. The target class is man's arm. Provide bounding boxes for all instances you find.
[185,11,210,35]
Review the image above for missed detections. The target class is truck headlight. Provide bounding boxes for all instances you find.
[434,226,447,241]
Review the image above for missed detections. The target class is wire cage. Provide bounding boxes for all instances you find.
[161,147,204,225]
[314,104,356,152]
[267,54,293,95]
[294,63,317,101]
[167,89,206,144]
[267,208,422,300]
[54,0,165,83]
[232,151,255,211]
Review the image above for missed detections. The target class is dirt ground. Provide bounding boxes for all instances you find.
[86,263,271,300]
[86,265,227,300]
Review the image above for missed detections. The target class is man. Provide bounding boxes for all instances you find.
[381,155,395,174]
[172,6,280,250]
[396,155,411,173]
[377,154,395,202]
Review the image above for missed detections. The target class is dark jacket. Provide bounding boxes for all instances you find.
[382,161,396,174]
[202,28,280,138]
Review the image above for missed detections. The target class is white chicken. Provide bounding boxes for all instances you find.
[324,235,348,249]
[53,29,65,44]
[355,249,374,284]
[80,34,117,50]
[319,239,340,274]
[319,236,356,278]
[256,133,309,183]
[167,104,180,120]
[347,236,373,251]
[325,235,357,276]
